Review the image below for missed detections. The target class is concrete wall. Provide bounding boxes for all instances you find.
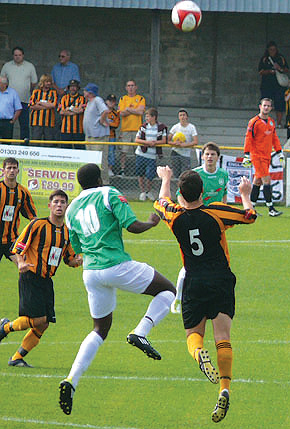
[1,4,290,109]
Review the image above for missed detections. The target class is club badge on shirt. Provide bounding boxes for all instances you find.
[48,246,62,266]
[2,205,15,221]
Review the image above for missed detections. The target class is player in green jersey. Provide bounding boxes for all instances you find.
[59,163,176,415]
[172,142,229,313]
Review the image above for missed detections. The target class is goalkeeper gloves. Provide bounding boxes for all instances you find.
[242,153,252,168]
[277,151,285,168]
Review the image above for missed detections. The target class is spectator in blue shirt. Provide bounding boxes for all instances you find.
[51,49,80,141]
[0,76,22,141]
[51,49,80,99]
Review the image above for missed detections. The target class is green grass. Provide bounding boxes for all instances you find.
[0,200,290,428]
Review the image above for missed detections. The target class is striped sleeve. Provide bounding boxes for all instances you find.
[204,202,257,228]
[63,241,76,265]
[11,219,38,255]
[154,197,184,229]
[20,187,37,219]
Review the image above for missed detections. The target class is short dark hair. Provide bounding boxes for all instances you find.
[260,97,273,106]
[12,46,24,55]
[49,189,68,203]
[77,163,102,190]
[178,170,203,203]
[3,157,19,168]
[178,109,189,117]
[202,142,220,156]
[145,107,158,119]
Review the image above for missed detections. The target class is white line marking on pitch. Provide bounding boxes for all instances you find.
[2,338,290,346]
[0,416,140,429]
[124,239,290,244]
[0,372,288,385]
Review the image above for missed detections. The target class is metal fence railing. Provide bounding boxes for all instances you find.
[1,139,289,201]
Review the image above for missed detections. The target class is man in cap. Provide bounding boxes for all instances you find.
[83,83,110,183]
[59,79,85,149]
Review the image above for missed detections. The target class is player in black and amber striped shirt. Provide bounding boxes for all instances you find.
[29,74,57,141]
[0,157,37,265]
[0,190,82,368]
[154,167,256,423]
[59,79,85,149]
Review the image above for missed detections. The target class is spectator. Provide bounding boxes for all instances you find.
[168,109,198,177]
[29,74,57,142]
[0,75,22,141]
[83,83,110,183]
[1,46,37,141]
[284,87,290,140]
[51,49,80,140]
[135,107,167,201]
[59,79,85,149]
[51,49,80,99]
[258,41,289,128]
[118,80,145,176]
[105,94,120,177]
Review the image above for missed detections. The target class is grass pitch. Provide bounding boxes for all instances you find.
[0,199,290,429]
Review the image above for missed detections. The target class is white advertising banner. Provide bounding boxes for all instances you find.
[0,144,102,199]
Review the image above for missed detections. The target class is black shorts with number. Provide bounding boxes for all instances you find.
[0,243,14,261]
[19,271,56,323]
[182,268,236,329]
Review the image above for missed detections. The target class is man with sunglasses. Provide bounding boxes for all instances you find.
[51,49,80,140]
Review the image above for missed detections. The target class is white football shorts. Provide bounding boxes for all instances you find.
[83,260,155,318]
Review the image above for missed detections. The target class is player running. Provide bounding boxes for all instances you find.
[242,97,285,216]
[154,166,256,423]
[59,163,175,415]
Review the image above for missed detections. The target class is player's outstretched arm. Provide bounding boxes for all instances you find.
[157,165,173,199]
[127,214,160,234]
[238,176,253,210]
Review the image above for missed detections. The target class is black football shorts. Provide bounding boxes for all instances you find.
[18,271,56,323]
[182,270,236,329]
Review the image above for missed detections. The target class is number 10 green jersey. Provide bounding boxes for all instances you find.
[65,186,137,270]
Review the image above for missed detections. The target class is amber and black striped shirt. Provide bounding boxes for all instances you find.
[0,181,37,245]
[154,199,256,273]
[59,93,85,134]
[107,109,120,138]
[11,217,75,278]
[29,89,57,127]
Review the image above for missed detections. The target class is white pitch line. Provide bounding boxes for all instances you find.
[0,416,140,429]
[124,239,290,244]
[1,338,290,345]
[0,371,288,385]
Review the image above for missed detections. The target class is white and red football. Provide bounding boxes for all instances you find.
[171,1,202,32]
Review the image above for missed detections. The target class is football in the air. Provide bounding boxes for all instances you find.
[171,1,202,32]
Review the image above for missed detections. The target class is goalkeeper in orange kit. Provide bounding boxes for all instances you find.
[243,98,285,217]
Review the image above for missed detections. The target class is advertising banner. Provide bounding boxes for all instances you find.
[0,144,102,199]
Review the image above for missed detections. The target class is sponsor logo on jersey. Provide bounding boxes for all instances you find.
[118,195,128,204]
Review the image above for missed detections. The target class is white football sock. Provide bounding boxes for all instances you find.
[176,266,185,301]
[68,331,104,388]
[134,290,175,337]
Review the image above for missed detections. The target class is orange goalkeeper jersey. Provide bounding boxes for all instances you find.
[244,115,282,160]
